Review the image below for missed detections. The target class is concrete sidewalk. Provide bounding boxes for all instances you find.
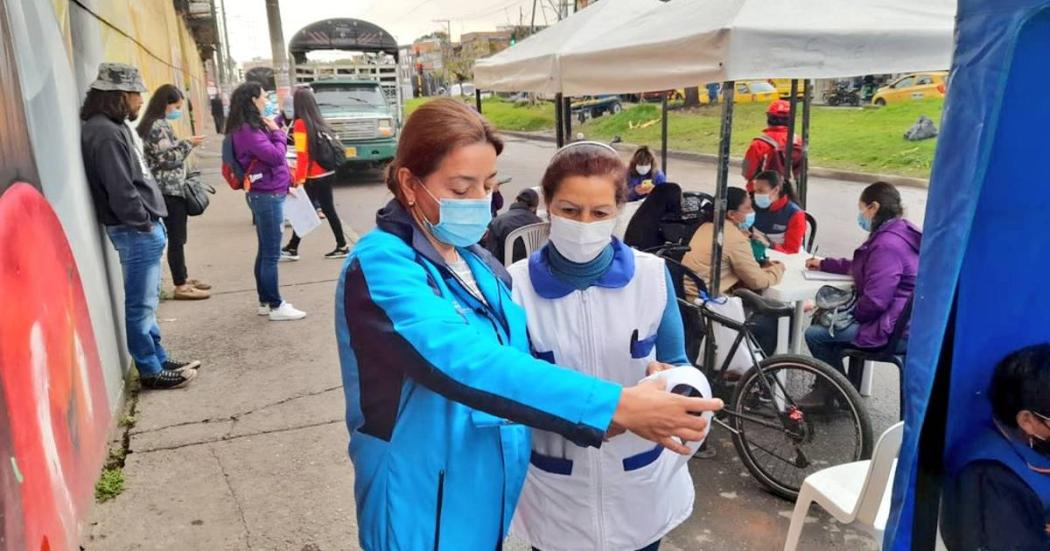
[85,140,359,550]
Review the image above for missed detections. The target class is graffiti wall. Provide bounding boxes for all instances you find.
[0,0,215,547]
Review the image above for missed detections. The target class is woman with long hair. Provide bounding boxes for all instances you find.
[802,181,921,406]
[626,146,667,201]
[336,99,720,550]
[137,84,209,300]
[225,81,306,321]
[281,87,349,260]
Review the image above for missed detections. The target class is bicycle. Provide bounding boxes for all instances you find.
[652,245,874,500]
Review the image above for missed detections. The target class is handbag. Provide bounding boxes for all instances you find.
[812,285,858,337]
[182,171,214,216]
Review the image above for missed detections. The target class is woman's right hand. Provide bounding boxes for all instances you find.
[262,117,280,132]
[805,258,822,271]
[613,379,723,455]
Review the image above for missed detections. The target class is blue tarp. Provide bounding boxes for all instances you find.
[885,1,1050,548]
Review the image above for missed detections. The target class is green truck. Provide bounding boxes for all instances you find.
[308,79,398,169]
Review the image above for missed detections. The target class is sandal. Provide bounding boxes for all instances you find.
[186,278,212,290]
[173,286,210,300]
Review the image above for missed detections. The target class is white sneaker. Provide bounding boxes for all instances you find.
[268,301,306,321]
[257,304,271,316]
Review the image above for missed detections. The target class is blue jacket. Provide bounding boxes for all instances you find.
[336,200,624,550]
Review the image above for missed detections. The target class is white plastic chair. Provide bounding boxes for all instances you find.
[503,222,550,267]
[783,422,905,551]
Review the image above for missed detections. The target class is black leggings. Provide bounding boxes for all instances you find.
[163,195,189,286]
[287,173,346,249]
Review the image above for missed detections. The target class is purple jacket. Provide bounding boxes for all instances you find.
[820,218,922,348]
[230,123,290,194]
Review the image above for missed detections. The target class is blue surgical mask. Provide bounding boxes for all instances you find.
[740,212,756,230]
[263,102,277,118]
[419,184,492,247]
[165,109,182,121]
[754,193,772,209]
[857,212,872,232]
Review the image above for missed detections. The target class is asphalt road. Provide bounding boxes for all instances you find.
[315,135,926,550]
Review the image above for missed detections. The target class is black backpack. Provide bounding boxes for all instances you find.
[309,128,346,171]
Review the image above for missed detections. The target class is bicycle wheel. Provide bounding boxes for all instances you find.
[728,354,874,500]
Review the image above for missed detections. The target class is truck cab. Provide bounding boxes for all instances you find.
[308,79,397,169]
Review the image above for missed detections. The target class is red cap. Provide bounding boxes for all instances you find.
[767,99,791,117]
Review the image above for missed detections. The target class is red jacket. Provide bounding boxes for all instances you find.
[293,118,333,184]
[742,126,805,191]
[754,195,807,254]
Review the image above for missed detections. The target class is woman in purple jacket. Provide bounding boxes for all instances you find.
[801,182,921,406]
[226,82,306,321]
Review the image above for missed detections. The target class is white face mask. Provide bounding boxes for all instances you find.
[548,215,617,263]
[635,164,652,176]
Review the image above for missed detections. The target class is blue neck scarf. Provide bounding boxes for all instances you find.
[545,242,615,291]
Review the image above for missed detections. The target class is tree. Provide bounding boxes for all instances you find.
[683,86,701,107]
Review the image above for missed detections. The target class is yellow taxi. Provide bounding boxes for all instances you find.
[768,79,806,99]
[680,81,780,104]
[871,72,949,106]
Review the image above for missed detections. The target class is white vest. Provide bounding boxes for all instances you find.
[507,246,695,551]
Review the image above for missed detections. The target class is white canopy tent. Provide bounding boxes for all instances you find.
[473,0,666,95]
[477,0,955,96]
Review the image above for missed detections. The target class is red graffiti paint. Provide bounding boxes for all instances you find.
[0,183,110,551]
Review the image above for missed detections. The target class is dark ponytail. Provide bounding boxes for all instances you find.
[860,181,904,232]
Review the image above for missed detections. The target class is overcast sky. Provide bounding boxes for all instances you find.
[221,0,560,62]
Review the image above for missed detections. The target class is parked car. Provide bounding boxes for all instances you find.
[871,71,948,106]
[570,95,623,120]
[768,79,806,99]
[686,80,779,104]
[640,90,683,103]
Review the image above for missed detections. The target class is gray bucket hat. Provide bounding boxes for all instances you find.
[89,62,147,93]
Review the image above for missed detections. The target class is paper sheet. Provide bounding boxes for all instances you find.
[802,270,853,282]
[284,187,322,237]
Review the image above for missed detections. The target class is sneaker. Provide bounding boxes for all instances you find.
[141,368,197,390]
[163,359,201,371]
[257,303,272,316]
[324,246,350,259]
[269,301,306,321]
[280,246,300,262]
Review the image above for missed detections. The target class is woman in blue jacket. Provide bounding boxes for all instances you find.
[335,99,721,550]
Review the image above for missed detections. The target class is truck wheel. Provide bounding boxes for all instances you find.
[611,103,623,114]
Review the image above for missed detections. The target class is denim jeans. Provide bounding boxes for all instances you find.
[804,323,861,374]
[247,191,285,308]
[106,223,169,377]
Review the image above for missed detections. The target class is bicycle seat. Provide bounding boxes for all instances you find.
[732,289,794,317]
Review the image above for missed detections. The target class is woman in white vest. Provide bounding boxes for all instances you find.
[509,142,710,551]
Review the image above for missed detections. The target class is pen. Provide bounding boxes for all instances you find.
[809,245,819,265]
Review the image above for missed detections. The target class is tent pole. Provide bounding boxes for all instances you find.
[800,80,813,209]
[567,96,573,143]
[785,79,799,186]
[475,89,483,113]
[709,80,736,297]
[661,93,669,174]
[555,93,565,147]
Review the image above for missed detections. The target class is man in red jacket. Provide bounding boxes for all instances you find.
[742,100,806,191]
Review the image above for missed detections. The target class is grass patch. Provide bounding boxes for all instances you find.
[404,96,943,178]
[94,372,140,503]
[405,97,556,132]
[580,99,943,178]
[95,468,125,503]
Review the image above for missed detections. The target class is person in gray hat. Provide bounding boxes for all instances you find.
[80,62,200,390]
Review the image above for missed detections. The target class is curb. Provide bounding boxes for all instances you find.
[499,130,929,189]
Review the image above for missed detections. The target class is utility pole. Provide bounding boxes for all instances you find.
[530,0,538,32]
[217,0,234,92]
[209,0,226,89]
[265,0,291,103]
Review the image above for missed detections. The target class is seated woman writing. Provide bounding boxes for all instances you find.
[681,187,785,355]
[941,344,1050,551]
